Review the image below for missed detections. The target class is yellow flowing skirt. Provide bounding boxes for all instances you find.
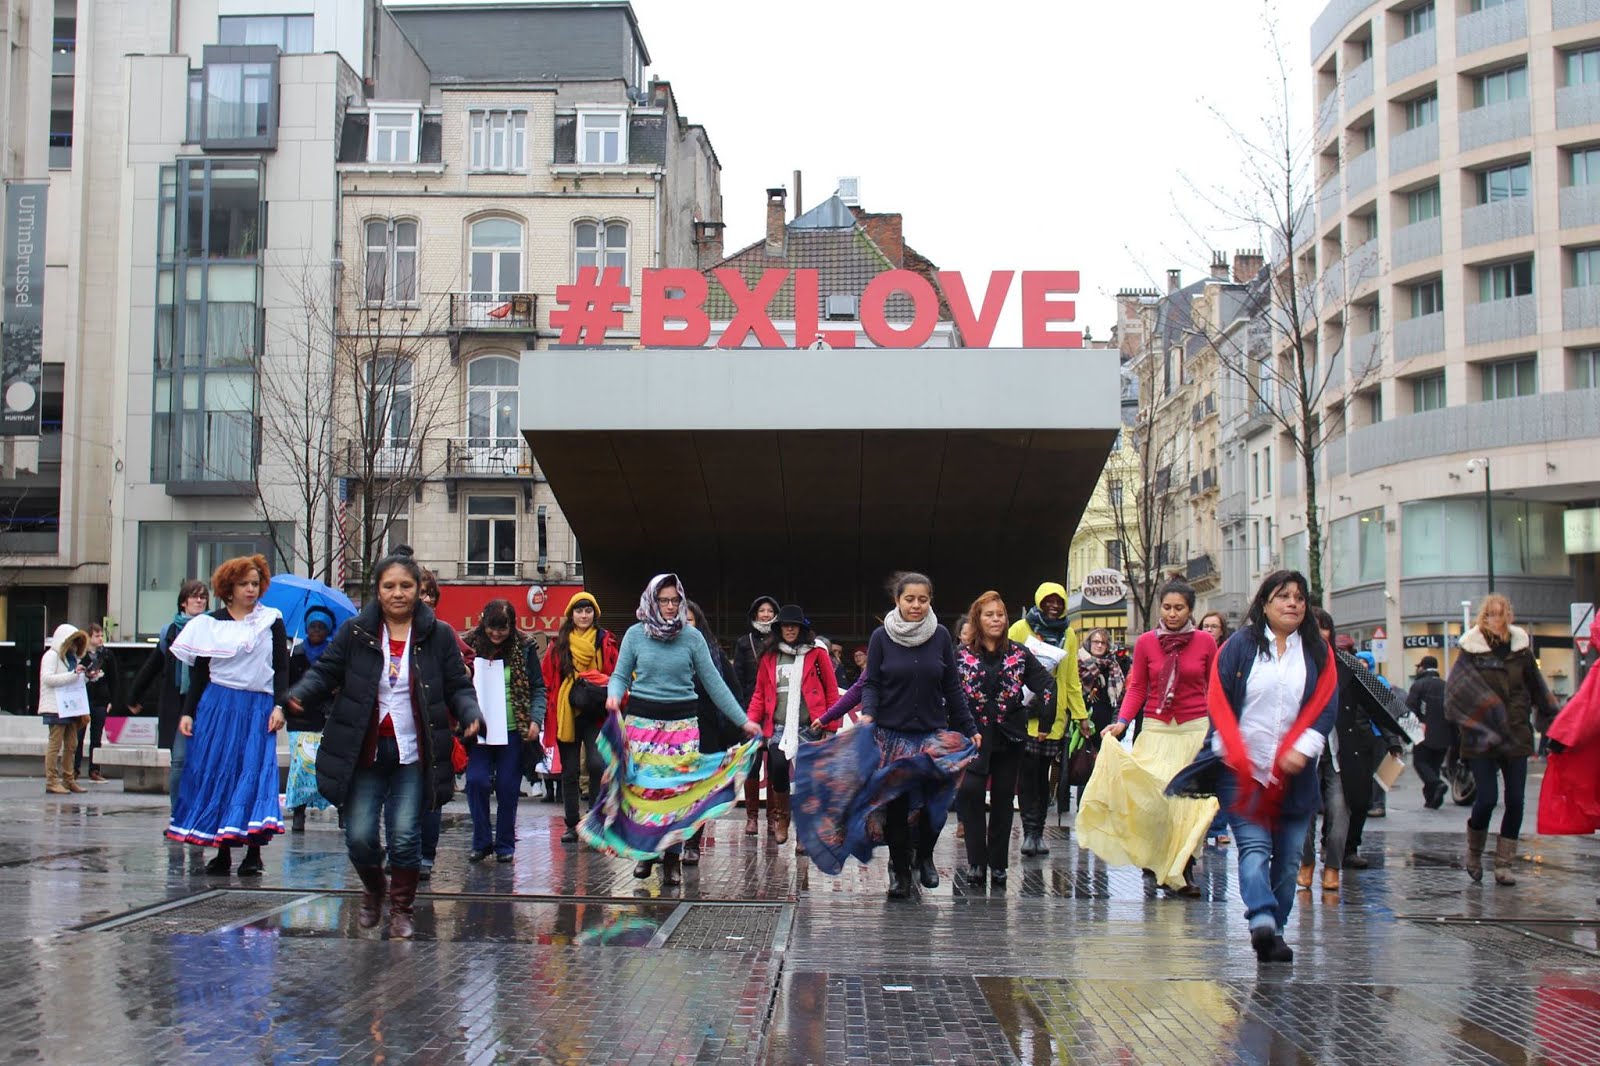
[1074,718,1219,889]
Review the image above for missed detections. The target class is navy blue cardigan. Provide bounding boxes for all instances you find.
[860,625,976,736]
[1167,627,1338,817]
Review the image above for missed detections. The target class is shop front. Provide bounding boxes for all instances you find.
[434,583,586,650]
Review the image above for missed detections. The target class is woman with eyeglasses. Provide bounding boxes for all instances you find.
[462,599,545,864]
[585,573,760,888]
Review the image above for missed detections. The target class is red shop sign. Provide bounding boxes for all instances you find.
[434,583,586,635]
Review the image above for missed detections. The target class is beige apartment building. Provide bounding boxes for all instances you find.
[1289,0,1600,693]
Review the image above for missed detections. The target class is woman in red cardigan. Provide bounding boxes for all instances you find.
[1075,579,1219,896]
[746,604,840,847]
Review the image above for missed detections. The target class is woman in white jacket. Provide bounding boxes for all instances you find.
[39,623,90,794]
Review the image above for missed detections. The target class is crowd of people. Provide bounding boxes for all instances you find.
[36,554,1599,955]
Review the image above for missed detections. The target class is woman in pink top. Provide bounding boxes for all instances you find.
[1074,579,1219,896]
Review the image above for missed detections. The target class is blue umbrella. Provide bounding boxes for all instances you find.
[261,574,358,639]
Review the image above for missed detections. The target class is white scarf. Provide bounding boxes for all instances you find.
[170,605,282,664]
[752,619,772,636]
[776,642,816,762]
[883,607,938,648]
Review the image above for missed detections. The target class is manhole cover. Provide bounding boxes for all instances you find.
[663,904,784,950]
[89,891,291,935]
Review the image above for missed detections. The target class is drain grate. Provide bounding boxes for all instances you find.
[1411,920,1600,963]
[663,904,784,951]
[93,891,292,935]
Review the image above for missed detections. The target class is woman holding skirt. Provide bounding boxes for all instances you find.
[166,554,289,876]
[583,573,760,887]
[1075,579,1218,896]
[285,606,337,830]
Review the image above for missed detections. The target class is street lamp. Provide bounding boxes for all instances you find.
[1466,457,1493,592]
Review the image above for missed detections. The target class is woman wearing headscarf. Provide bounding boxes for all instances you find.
[585,574,760,887]
[796,572,979,899]
[1077,580,1218,896]
[39,624,90,795]
[541,591,619,844]
[1168,570,1338,964]
[734,595,780,836]
[1007,581,1088,857]
[747,604,841,847]
[1447,593,1559,886]
[285,606,338,831]
[462,599,545,863]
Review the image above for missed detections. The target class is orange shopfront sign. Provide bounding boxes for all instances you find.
[435,583,586,636]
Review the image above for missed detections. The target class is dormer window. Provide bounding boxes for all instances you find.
[369,108,420,164]
[577,111,626,165]
[469,109,527,173]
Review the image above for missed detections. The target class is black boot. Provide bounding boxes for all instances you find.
[204,845,232,875]
[292,805,307,832]
[633,859,656,880]
[237,845,264,877]
[918,855,940,889]
[662,851,683,887]
[887,868,913,899]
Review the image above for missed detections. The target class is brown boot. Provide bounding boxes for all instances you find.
[1493,836,1519,886]
[1321,866,1340,893]
[1296,864,1314,889]
[387,868,420,939]
[743,772,761,836]
[44,729,65,794]
[769,792,790,845]
[1465,826,1487,883]
[355,866,387,929]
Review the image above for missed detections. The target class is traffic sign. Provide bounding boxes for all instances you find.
[1372,626,1387,640]
[1578,636,1592,656]
[1572,602,1595,639]
[1370,638,1389,664]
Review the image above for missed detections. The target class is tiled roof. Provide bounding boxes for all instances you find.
[705,229,935,320]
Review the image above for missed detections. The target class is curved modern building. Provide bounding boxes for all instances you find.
[1292,0,1599,694]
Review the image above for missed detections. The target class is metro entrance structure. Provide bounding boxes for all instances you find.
[520,346,1122,639]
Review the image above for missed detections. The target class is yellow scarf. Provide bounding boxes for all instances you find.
[556,624,601,743]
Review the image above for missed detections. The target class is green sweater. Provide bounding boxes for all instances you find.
[608,623,748,726]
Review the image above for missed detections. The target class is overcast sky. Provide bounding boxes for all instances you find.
[629,0,1328,342]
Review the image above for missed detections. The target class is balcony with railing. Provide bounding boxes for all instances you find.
[449,292,538,330]
[1347,237,1380,290]
[1557,82,1600,130]
[1392,217,1442,266]
[446,437,537,477]
[1186,553,1218,583]
[1312,0,1373,60]
[340,438,422,479]
[1561,183,1600,229]
[1190,392,1218,424]
[1321,259,1346,306]
[1318,176,1342,225]
[1201,466,1218,492]
[1389,30,1436,84]
[1350,331,1382,380]
[1316,92,1340,145]
[1563,285,1600,330]
[1344,60,1373,110]
[1345,150,1377,200]
[1555,0,1600,30]
[1395,311,1444,360]
[1457,0,1525,56]
[1459,99,1532,153]
[1462,198,1534,248]
[1349,390,1600,473]
[454,559,532,580]
[1465,295,1537,345]
[1390,125,1439,176]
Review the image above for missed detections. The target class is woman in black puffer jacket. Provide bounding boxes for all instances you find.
[288,547,482,938]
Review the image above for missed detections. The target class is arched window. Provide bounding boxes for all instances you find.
[467,355,520,451]
[364,218,417,305]
[574,220,627,278]
[365,354,412,451]
[469,218,522,301]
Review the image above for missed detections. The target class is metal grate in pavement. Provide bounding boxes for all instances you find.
[1410,919,1600,962]
[89,891,293,934]
[663,904,786,951]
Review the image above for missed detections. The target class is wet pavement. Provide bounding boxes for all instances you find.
[2,772,1598,1064]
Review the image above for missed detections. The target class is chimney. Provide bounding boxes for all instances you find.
[793,169,803,219]
[693,220,726,271]
[765,187,787,257]
[1166,268,1182,294]
[1210,251,1229,280]
[1232,248,1265,282]
[856,211,905,267]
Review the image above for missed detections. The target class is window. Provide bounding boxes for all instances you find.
[468,218,522,301]
[1365,301,1381,332]
[1263,445,1273,493]
[1106,540,1123,571]
[1477,161,1530,203]
[1473,66,1528,108]
[1578,348,1600,388]
[468,109,527,172]
[363,219,417,305]
[1479,259,1533,301]
[1360,125,1377,152]
[1567,47,1600,86]
[575,220,628,278]
[1251,452,1261,498]
[369,110,419,164]
[1404,93,1438,130]
[186,72,203,143]
[1412,371,1446,412]
[577,111,625,164]
[365,356,412,450]
[467,356,520,449]
[1403,499,1567,578]
[1410,278,1444,316]
[1108,477,1124,508]
[1482,356,1536,400]
[1360,37,1374,61]
[1331,508,1386,589]
[1470,0,1511,9]
[1573,147,1600,185]
[1408,184,1446,220]
[1367,387,1384,424]
[218,14,312,52]
[466,496,518,577]
[202,46,278,148]
[1402,2,1434,38]
[1576,247,1600,287]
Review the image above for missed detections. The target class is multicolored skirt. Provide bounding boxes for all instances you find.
[792,723,978,876]
[165,684,284,847]
[284,731,331,810]
[579,698,757,861]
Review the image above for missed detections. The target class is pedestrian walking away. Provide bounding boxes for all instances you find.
[1008,581,1088,856]
[128,580,210,815]
[1537,616,1600,884]
[285,606,338,831]
[462,599,545,863]
[165,555,290,878]
[583,573,760,888]
[1077,579,1219,896]
[1168,569,1338,965]
[1446,594,1560,886]
[746,604,841,851]
[288,546,484,938]
[1407,655,1451,809]
[795,572,979,899]
[38,623,91,795]
[954,591,1056,888]
[75,624,121,783]
[540,591,618,845]
[734,595,780,836]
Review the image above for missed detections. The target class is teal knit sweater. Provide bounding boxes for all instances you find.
[608,623,748,726]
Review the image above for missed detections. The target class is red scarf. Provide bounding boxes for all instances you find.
[1154,625,1196,712]
[1207,637,1339,826]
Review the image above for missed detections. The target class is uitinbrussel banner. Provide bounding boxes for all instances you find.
[1,183,47,436]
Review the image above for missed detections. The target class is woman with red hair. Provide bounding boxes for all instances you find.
[166,554,290,876]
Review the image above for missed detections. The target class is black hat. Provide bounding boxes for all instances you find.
[1416,655,1439,672]
[775,604,808,628]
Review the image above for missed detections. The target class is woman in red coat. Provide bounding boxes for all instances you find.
[1538,616,1600,862]
[746,604,840,847]
[540,592,620,843]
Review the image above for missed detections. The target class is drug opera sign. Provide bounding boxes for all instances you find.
[1081,569,1128,607]
[549,267,1083,348]
[2,184,47,435]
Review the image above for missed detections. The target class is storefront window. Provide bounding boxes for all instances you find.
[1402,499,1568,577]
[1282,531,1308,575]
[1330,508,1386,589]
[135,522,285,636]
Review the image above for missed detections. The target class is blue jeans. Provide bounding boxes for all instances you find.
[167,732,187,817]
[345,736,426,870]
[420,808,441,869]
[1468,754,1528,839]
[466,734,522,856]
[1223,779,1314,935]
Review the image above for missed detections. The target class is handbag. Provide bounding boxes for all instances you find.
[569,678,608,719]
[1064,729,1097,788]
[1448,755,1476,806]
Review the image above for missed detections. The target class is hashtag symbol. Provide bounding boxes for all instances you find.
[550,266,631,345]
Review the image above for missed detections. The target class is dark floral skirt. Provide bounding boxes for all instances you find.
[792,723,977,875]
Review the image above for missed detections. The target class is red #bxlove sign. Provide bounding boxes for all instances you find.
[549,267,1082,348]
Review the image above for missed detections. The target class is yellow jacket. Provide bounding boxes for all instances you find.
[1007,581,1086,741]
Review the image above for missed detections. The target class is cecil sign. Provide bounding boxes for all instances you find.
[549,267,1082,349]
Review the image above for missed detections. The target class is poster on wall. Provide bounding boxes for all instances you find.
[434,583,586,641]
[1,183,46,436]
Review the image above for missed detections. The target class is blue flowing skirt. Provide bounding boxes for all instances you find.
[792,723,977,876]
[166,684,284,847]
[284,730,331,810]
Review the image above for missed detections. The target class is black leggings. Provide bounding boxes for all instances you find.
[766,740,791,794]
[1468,754,1528,839]
[958,742,1022,871]
[884,793,937,874]
[557,715,603,829]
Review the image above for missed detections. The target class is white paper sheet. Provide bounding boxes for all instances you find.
[474,659,508,745]
[55,678,91,719]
